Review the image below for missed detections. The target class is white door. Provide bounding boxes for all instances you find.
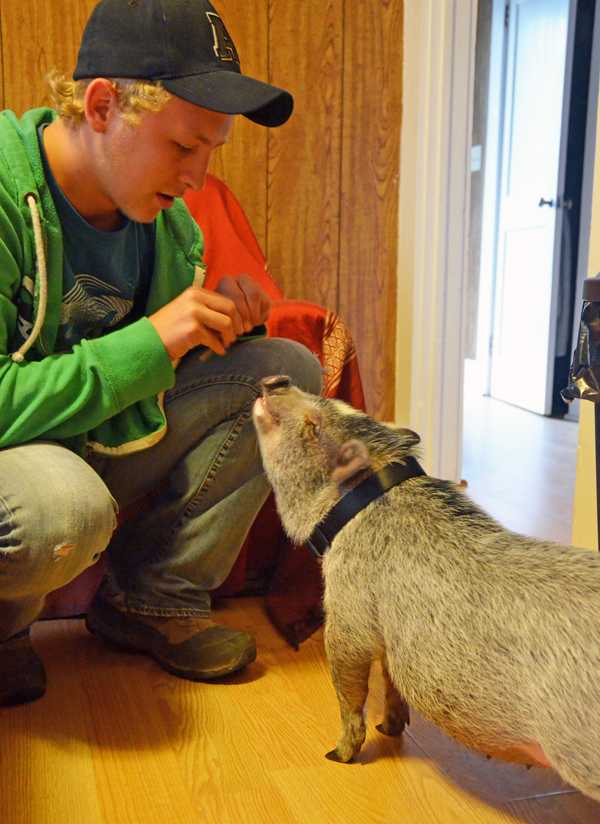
[490,0,570,414]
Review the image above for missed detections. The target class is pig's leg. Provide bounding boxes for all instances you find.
[376,653,410,737]
[324,625,371,763]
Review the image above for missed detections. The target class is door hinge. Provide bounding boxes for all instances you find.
[504,2,510,29]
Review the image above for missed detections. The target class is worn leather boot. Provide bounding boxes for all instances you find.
[85,590,256,681]
[0,628,46,707]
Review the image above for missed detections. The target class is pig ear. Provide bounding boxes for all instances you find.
[331,439,371,486]
[388,426,420,447]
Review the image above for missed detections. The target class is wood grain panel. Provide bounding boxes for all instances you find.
[209,0,269,252]
[267,0,343,308]
[339,0,403,419]
[1,0,97,113]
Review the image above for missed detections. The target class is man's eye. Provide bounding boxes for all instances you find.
[175,142,193,153]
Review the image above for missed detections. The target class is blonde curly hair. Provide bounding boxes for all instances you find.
[47,70,172,127]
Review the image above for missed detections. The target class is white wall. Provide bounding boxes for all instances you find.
[395,0,477,480]
[394,2,418,427]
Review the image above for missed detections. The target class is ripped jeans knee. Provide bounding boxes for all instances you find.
[0,442,117,638]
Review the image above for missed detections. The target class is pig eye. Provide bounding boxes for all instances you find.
[302,415,321,439]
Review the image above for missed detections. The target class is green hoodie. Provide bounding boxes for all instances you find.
[0,107,205,456]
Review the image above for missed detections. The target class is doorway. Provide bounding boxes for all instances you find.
[462,0,599,538]
[468,0,597,416]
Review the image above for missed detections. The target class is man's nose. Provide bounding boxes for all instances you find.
[179,152,210,191]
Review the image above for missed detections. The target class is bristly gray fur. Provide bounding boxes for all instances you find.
[253,383,600,801]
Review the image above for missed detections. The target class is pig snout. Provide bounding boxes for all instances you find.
[261,375,292,395]
[254,376,291,431]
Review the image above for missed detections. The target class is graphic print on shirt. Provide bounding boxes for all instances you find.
[59,273,133,347]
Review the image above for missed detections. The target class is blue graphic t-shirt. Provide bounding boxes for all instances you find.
[38,125,155,352]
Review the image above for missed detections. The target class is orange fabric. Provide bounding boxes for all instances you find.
[185,174,283,301]
[44,175,366,647]
[268,300,366,407]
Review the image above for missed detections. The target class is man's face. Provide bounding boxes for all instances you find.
[96,94,233,223]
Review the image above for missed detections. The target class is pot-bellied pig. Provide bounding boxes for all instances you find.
[252,375,600,803]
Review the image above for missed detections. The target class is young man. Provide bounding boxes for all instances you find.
[0,0,321,706]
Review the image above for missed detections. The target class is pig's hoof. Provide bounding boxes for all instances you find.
[325,748,354,763]
[376,721,406,737]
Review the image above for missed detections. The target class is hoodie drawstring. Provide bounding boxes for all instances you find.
[11,193,48,363]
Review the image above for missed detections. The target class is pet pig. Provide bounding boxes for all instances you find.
[252,375,600,803]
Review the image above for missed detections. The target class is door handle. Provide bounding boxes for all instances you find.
[538,197,555,207]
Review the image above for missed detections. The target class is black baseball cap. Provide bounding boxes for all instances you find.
[73,0,293,127]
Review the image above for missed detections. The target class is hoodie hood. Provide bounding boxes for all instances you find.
[0,108,65,359]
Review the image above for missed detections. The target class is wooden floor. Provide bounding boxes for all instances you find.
[1,395,594,824]
[462,386,579,545]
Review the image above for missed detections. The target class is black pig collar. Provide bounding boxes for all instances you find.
[306,456,426,557]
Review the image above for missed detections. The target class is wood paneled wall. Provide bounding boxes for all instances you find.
[0,0,403,420]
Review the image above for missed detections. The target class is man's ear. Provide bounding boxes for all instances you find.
[331,439,371,487]
[84,78,119,133]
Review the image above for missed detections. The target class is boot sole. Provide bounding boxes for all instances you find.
[0,683,46,707]
[0,635,47,707]
[85,609,256,681]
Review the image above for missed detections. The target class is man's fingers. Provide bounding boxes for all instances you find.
[201,327,227,356]
[197,304,237,346]
[149,284,257,361]
[209,278,246,335]
[236,275,272,328]
[191,285,243,338]
[259,292,272,323]
[235,279,255,331]
[211,275,272,335]
[194,285,235,313]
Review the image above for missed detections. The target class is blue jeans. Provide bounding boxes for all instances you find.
[0,338,321,640]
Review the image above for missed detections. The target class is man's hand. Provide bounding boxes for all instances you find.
[215,274,272,333]
[148,286,244,361]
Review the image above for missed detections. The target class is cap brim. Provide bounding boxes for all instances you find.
[162,72,293,127]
